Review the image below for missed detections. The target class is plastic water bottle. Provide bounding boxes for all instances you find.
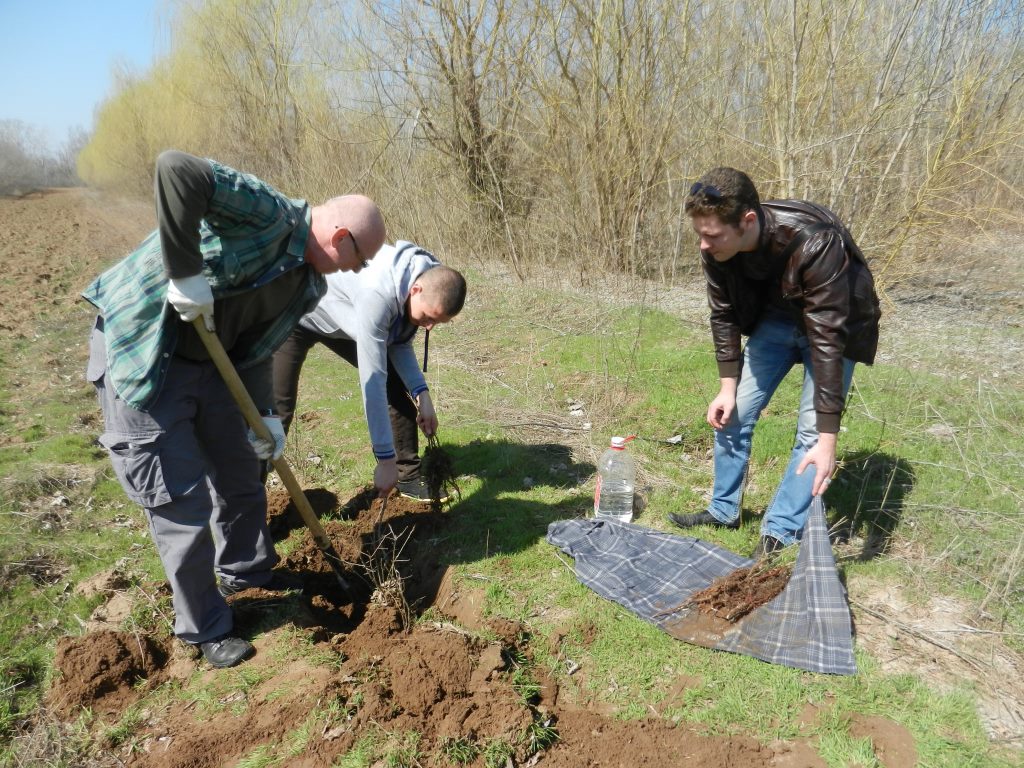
[594,436,635,523]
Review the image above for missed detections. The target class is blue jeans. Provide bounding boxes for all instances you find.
[708,312,855,544]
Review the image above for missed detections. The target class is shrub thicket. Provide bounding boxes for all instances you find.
[77,0,1024,284]
[0,120,85,194]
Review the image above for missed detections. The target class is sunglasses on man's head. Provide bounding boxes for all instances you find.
[689,182,722,200]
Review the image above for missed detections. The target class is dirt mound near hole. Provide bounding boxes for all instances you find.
[540,709,770,766]
[309,604,536,764]
[45,486,790,767]
[275,489,448,632]
[47,630,170,719]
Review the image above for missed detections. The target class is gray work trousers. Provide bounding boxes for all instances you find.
[272,325,421,480]
[88,318,277,643]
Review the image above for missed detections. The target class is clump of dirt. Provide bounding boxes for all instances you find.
[538,710,771,766]
[849,714,919,767]
[265,485,340,538]
[421,434,461,510]
[46,630,170,719]
[313,604,537,766]
[686,563,792,622]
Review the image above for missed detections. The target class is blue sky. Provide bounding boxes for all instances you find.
[0,0,166,151]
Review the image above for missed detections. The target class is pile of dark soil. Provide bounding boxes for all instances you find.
[46,630,171,719]
[686,563,793,622]
[421,434,461,510]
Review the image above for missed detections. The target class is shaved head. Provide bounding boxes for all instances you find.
[307,194,387,274]
[416,265,467,316]
[319,195,387,258]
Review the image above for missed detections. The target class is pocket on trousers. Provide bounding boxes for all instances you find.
[98,433,173,509]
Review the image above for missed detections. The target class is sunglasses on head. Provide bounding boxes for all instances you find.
[689,181,722,200]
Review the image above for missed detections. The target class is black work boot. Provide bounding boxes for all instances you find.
[199,635,254,668]
[218,570,304,598]
[668,511,740,530]
[397,477,450,504]
[753,535,786,558]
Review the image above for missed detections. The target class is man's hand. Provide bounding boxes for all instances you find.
[374,457,398,497]
[416,391,437,437]
[248,416,286,460]
[167,274,215,331]
[706,378,739,430]
[796,431,838,496]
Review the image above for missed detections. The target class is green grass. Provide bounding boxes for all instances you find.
[334,726,422,768]
[0,300,140,759]
[415,280,1023,765]
[2,261,1022,766]
[441,735,479,764]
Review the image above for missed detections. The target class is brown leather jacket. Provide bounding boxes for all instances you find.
[702,199,881,432]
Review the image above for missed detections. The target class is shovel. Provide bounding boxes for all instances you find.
[191,318,354,598]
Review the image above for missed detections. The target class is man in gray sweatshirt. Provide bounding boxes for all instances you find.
[272,242,466,499]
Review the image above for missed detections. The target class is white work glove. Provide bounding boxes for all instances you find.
[248,416,286,460]
[167,274,215,331]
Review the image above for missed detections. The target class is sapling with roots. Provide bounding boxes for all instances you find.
[360,509,415,631]
[420,433,460,511]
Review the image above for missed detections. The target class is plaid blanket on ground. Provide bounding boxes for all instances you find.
[546,497,856,675]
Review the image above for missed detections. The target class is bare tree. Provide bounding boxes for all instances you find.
[526,0,696,275]
[361,0,540,276]
[74,0,1024,283]
[172,0,323,182]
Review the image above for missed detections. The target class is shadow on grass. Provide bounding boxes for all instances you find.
[363,437,596,615]
[258,438,596,632]
[828,449,916,561]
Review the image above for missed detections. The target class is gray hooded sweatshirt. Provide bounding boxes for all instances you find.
[298,241,438,459]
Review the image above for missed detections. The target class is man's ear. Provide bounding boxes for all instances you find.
[741,209,758,226]
[409,282,423,296]
[330,227,349,250]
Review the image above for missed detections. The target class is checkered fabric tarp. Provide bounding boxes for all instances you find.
[546,498,856,675]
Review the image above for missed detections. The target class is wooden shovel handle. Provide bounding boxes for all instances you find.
[190,319,353,595]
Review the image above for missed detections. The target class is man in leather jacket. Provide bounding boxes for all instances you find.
[669,167,880,556]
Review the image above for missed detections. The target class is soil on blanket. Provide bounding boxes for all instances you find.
[48,485,792,767]
[686,563,793,622]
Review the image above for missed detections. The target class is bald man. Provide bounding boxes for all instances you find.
[82,150,386,668]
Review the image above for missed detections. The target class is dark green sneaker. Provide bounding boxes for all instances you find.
[397,477,450,503]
